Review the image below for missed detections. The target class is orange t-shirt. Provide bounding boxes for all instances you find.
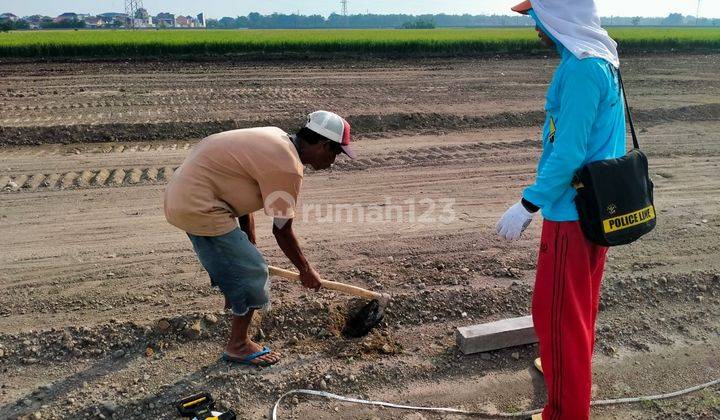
[164,127,304,236]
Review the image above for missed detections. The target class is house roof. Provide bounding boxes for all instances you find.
[98,12,127,18]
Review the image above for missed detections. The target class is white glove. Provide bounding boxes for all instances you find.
[496,201,535,241]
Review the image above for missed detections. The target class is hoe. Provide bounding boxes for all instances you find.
[268,266,390,338]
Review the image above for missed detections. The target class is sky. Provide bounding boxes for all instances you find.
[3,1,718,19]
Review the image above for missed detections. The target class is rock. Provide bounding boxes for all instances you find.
[511,352,520,360]
[319,379,328,390]
[31,412,42,420]
[184,321,202,339]
[203,314,218,325]
[461,312,468,318]
[157,319,171,333]
[0,348,5,358]
[112,349,125,359]
[480,353,492,361]
[100,401,117,415]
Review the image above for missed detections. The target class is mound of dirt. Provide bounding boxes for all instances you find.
[2,103,718,147]
[0,112,545,147]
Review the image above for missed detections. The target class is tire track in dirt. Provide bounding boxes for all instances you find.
[0,140,537,193]
[0,86,344,115]
[0,142,193,157]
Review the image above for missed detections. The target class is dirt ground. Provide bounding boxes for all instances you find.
[0,54,719,420]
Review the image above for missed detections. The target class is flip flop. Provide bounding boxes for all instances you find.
[222,347,278,367]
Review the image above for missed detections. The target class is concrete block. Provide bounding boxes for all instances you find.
[456,315,537,355]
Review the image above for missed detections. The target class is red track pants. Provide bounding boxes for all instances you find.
[532,220,608,420]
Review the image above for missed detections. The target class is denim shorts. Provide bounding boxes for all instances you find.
[187,228,270,316]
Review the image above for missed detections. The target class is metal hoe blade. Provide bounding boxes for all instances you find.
[342,299,384,338]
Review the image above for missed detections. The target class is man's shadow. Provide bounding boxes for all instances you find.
[0,351,135,419]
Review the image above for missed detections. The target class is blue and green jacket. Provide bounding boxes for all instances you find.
[523,10,627,221]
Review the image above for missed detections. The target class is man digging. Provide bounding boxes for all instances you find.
[164,111,355,367]
[497,1,626,419]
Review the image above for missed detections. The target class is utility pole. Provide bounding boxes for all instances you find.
[340,0,349,28]
[124,0,143,29]
[697,0,701,26]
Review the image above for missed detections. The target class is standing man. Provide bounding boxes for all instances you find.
[497,1,626,419]
[165,111,355,367]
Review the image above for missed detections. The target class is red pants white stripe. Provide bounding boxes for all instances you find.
[532,220,608,420]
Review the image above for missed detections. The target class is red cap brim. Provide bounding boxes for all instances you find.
[341,144,356,159]
[511,0,532,14]
[339,118,354,158]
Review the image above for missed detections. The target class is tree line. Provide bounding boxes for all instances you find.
[206,12,719,29]
[0,19,87,32]
[2,12,718,32]
[208,13,533,29]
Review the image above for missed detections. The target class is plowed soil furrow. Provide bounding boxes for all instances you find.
[3,102,720,146]
[1,55,720,145]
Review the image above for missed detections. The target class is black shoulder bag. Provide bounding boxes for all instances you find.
[572,70,657,247]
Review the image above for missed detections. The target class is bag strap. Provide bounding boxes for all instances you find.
[617,69,640,150]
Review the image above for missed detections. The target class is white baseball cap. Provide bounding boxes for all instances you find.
[304,110,356,159]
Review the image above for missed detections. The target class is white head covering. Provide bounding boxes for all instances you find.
[530,0,620,68]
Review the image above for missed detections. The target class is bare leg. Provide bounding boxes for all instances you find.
[224,310,280,365]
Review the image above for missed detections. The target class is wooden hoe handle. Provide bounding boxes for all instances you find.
[268,265,384,301]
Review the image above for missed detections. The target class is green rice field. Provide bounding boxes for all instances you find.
[1,27,719,58]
